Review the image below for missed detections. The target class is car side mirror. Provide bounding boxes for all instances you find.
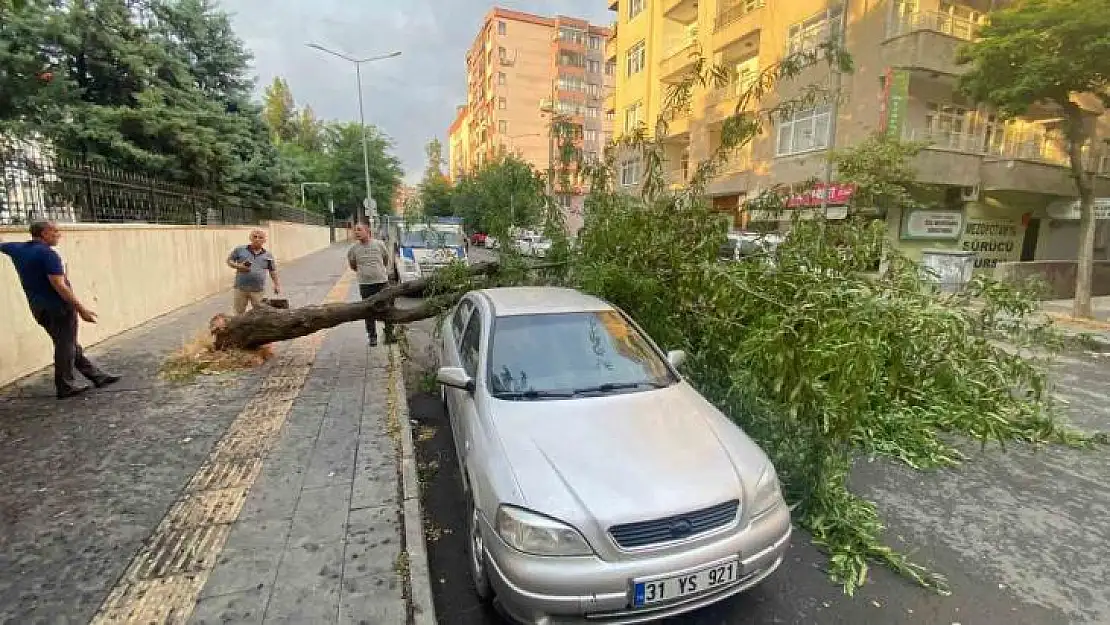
[437,366,475,393]
[666,350,687,368]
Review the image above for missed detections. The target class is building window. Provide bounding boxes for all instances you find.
[606,110,616,122]
[787,5,844,55]
[620,158,641,186]
[589,35,601,50]
[498,72,506,85]
[498,46,507,62]
[498,97,507,110]
[587,59,601,74]
[559,27,586,45]
[775,105,831,156]
[498,20,506,35]
[557,194,573,209]
[498,120,508,133]
[629,0,644,19]
[586,83,600,97]
[626,41,646,76]
[624,102,642,134]
[559,51,587,67]
[605,60,616,76]
[586,106,599,119]
[557,75,586,92]
[584,130,600,143]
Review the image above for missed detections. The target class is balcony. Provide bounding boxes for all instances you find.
[661,105,692,136]
[705,77,755,122]
[904,126,1110,194]
[711,0,764,52]
[663,0,698,23]
[883,11,981,76]
[659,32,699,81]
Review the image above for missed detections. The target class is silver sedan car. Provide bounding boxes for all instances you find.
[436,287,791,624]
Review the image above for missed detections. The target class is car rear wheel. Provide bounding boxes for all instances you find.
[468,499,494,602]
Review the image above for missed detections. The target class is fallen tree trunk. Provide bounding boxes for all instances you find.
[210,260,561,350]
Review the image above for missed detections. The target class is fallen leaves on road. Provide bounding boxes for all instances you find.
[160,332,274,383]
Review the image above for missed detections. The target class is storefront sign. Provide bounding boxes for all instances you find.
[901,209,964,240]
[959,218,1023,269]
[1045,197,1110,220]
[883,69,910,138]
[785,183,855,208]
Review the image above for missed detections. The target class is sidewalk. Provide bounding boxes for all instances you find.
[1039,296,1110,350]
[0,244,433,624]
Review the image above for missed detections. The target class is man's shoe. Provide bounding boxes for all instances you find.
[92,374,121,388]
[368,335,379,347]
[57,385,91,399]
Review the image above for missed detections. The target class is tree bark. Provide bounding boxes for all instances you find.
[209,262,499,350]
[1063,103,1096,319]
[209,260,564,350]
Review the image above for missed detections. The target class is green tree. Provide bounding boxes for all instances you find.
[419,138,453,217]
[451,154,546,236]
[261,77,297,143]
[957,0,1110,318]
[319,121,403,220]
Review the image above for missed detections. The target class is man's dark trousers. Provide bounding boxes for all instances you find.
[359,282,394,343]
[31,305,107,394]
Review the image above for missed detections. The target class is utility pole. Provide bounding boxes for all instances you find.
[307,44,401,224]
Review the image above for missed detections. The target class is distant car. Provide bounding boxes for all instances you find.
[719,231,783,264]
[471,232,488,246]
[484,236,499,249]
[436,287,791,624]
[514,234,552,257]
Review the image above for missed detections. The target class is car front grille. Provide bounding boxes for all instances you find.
[608,499,739,549]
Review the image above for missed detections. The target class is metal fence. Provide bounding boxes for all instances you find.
[0,140,326,227]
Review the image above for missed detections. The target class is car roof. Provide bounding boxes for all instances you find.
[477,287,613,317]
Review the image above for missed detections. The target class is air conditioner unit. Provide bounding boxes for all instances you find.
[960,185,980,202]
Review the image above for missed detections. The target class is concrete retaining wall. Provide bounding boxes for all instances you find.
[0,221,335,387]
[995,260,1110,300]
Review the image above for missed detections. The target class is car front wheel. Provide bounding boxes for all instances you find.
[468,499,494,602]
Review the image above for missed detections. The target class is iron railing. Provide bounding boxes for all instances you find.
[713,0,765,33]
[887,10,982,41]
[0,140,326,227]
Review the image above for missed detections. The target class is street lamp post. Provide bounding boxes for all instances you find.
[307,44,401,225]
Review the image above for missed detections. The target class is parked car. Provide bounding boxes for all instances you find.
[470,232,488,246]
[436,287,791,624]
[514,234,552,257]
[484,235,499,249]
[719,231,783,264]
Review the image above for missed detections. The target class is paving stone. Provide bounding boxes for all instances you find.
[199,545,284,599]
[337,571,406,625]
[238,464,304,522]
[189,585,268,625]
[288,485,351,545]
[342,506,402,578]
[265,541,344,623]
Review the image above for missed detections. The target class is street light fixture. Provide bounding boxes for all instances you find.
[306,43,402,224]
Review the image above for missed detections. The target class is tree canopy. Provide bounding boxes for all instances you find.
[957,0,1110,317]
[0,0,404,212]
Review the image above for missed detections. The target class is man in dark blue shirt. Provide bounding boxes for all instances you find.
[1,221,119,398]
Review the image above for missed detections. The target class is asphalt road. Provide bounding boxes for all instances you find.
[399,307,1110,625]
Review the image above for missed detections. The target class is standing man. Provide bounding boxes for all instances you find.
[1,221,120,399]
[227,229,281,314]
[348,223,394,346]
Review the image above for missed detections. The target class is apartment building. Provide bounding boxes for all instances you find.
[607,0,1110,268]
[448,7,616,233]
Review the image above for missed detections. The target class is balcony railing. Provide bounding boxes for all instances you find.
[905,127,1110,174]
[887,10,982,41]
[662,29,699,60]
[713,0,765,33]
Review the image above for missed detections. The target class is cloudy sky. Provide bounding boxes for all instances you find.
[218,0,611,183]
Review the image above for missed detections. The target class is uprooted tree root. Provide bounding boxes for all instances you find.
[160,332,276,382]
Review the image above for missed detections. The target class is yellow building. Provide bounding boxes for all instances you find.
[449,7,616,233]
[607,0,1110,267]
[448,105,471,183]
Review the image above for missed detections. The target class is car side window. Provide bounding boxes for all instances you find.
[452,299,474,337]
[459,310,482,377]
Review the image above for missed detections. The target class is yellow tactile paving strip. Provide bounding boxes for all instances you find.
[89,271,355,625]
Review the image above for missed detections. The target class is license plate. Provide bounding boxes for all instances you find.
[632,557,740,608]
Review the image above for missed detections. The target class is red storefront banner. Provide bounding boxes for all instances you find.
[785,183,856,208]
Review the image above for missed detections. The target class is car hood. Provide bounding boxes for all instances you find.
[489,382,770,536]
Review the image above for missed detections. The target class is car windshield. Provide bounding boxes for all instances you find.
[400,229,465,248]
[487,311,677,399]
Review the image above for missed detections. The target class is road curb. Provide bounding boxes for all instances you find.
[390,343,437,625]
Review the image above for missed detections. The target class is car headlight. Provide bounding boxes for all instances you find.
[750,463,784,519]
[495,505,593,556]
